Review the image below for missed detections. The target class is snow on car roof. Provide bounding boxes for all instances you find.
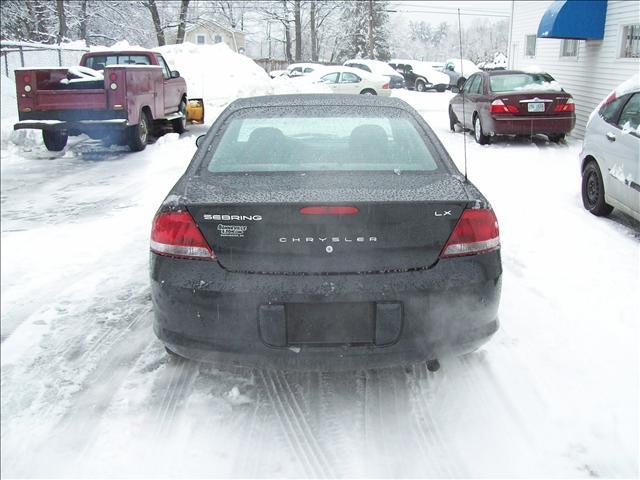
[225,93,413,110]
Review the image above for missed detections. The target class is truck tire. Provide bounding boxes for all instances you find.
[172,99,187,134]
[42,130,68,151]
[128,110,150,152]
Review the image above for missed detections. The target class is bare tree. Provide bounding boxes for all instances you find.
[176,0,190,43]
[79,0,88,45]
[56,0,67,43]
[294,0,302,61]
[142,0,166,46]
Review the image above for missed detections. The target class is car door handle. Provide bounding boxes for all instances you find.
[606,132,616,142]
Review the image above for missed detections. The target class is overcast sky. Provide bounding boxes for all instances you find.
[389,1,512,26]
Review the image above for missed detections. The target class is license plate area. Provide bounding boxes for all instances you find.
[286,302,375,346]
[527,102,545,112]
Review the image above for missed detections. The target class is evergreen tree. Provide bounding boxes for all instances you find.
[337,0,390,62]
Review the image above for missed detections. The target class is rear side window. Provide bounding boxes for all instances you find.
[84,54,151,69]
[600,94,629,123]
[489,73,561,93]
[204,109,440,173]
[617,93,640,136]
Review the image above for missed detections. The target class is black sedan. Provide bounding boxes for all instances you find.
[150,95,502,370]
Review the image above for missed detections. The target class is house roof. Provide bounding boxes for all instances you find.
[185,19,244,36]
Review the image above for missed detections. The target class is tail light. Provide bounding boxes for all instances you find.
[150,211,215,260]
[490,99,518,114]
[440,208,500,258]
[382,83,390,89]
[554,97,575,112]
[22,73,32,92]
[109,72,117,81]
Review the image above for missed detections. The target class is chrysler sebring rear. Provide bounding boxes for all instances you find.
[150,94,502,370]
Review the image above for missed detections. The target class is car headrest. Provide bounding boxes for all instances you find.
[349,124,389,161]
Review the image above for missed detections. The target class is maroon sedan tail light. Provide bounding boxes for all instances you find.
[554,97,575,112]
[440,208,500,258]
[151,211,215,260]
[490,99,518,114]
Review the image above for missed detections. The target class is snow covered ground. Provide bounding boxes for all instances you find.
[1,89,638,477]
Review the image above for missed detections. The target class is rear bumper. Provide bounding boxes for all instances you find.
[150,251,502,370]
[14,119,128,132]
[15,109,128,133]
[487,114,575,135]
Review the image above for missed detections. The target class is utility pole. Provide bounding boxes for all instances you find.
[368,0,374,58]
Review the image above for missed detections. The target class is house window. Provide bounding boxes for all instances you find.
[560,39,578,57]
[214,34,222,44]
[525,35,537,57]
[196,34,205,45]
[620,24,640,58]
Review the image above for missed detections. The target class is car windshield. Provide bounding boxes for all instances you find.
[203,107,439,173]
[489,73,561,92]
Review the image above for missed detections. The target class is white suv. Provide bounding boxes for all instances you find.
[580,75,640,221]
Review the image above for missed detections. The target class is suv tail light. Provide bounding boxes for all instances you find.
[382,82,390,89]
[440,208,500,258]
[150,211,215,260]
[490,99,518,114]
[554,97,575,112]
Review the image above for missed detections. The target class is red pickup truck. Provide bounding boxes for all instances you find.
[14,50,187,152]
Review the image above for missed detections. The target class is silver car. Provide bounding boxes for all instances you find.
[580,76,640,221]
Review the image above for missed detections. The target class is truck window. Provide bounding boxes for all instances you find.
[84,54,151,69]
[156,55,172,79]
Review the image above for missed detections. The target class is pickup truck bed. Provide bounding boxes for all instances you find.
[14,50,188,152]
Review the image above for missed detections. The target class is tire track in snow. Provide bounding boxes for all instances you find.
[154,356,199,438]
[259,369,335,478]
[406,363,466,478]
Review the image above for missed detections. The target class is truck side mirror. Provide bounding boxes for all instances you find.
[171,70,180,78]
[196,134,206,148]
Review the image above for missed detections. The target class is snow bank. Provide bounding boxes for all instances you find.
[157,42,273,112]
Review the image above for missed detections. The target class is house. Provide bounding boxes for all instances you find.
[182,20,246,53]
[507,0,639,138]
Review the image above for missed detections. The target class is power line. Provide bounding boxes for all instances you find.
[390,1,509,15]
[392,9,510,18]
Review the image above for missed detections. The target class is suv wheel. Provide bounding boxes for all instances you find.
[582,160,614,216]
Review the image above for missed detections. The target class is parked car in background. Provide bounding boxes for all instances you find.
[269,69,287,79]
[448,70,575,144]
[343,59,405,89]
[13,50,187,152]
[150,94,501,370]
[580,75,640,221]
[310,66,391,96]
[441,58,480,89]
[287,63,323,77]
[389,59,449,92]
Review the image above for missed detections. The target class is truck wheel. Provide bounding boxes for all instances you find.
[42,130,68,151]
[128,110,150,152]
[172,99,187,134]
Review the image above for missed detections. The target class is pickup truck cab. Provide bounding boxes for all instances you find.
[14,50,187,151]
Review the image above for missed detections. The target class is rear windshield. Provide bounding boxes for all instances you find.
[203,107,440,173]
[489,73,560,93]
[84,54,151,69]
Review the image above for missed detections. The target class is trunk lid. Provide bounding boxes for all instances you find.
[188,201,467,274]
[182,173,473,274]
[497,91,572,116]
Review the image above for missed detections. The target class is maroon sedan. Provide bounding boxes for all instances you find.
[448,70,575,144]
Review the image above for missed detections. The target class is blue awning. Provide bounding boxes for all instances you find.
[537,0,607,40]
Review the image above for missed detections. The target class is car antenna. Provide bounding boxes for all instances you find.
[458,8,468,182]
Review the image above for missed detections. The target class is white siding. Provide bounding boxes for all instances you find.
[509,0,640,138]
